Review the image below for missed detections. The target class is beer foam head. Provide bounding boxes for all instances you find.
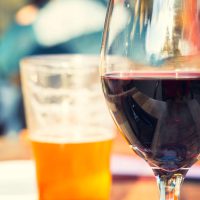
[30,126,115,143]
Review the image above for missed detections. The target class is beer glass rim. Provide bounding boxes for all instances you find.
[20,54,101,73]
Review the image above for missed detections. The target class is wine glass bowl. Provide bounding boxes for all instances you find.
[100,1,200,200]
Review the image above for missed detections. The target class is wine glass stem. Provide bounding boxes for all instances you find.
[156,174,184,200]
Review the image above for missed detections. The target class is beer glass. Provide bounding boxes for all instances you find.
[20,55,114,200]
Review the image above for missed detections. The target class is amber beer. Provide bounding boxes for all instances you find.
[31,133,113,200]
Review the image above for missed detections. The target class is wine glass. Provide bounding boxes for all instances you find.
[100,0,200,200]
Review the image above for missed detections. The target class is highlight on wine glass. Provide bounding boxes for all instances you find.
[100,1,200,200]
[20,54,115,200]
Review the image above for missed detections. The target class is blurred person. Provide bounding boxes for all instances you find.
[0,0,107,135]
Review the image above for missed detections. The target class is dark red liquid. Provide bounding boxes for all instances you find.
[102,72,200,173]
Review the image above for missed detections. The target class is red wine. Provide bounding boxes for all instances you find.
[102,72,200,173]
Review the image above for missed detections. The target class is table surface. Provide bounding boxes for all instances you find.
[0,132,200,200]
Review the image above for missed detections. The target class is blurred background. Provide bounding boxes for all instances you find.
[0,0,107,135]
